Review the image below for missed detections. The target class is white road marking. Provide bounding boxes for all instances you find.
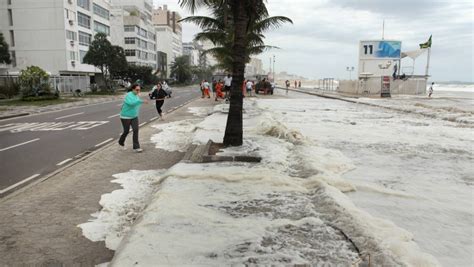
[57,158,72,166]
[95,138,114,147]
[0,174,40,194]
[139,122,146,127]
[0,138,40,152]
[107,114,120,119]
[55,112,84,120]
[117,103,123,107]
[150,116,158,121]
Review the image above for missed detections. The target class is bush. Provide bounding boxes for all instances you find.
[0,81,20,99]
[21,94,59,101]
[19,66,50,98]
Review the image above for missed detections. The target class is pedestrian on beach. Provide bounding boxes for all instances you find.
[246,80,253,97]
[294,80,297,88]
[149,82,168,119]
[285,80,290,95]
[224,74,232,100]
[298,81,301,88]
[428,82,434,98]
[118,84,148,153]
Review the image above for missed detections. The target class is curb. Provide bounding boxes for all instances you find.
[0,96,200,201]
[0,113,30,120]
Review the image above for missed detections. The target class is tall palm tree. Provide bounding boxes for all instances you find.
[179,0,291,146]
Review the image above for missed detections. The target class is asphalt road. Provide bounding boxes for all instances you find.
[0,86,200,196]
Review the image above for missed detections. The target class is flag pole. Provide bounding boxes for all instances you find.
[425,47,431,79]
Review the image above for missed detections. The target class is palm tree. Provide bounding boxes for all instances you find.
[170,55,193,84]
[179,0,291,146]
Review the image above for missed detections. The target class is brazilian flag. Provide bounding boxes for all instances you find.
[419,35,432,49]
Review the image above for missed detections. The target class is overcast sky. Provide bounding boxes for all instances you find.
[154,0,473,82]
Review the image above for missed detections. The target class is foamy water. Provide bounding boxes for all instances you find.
[80,87,472,266]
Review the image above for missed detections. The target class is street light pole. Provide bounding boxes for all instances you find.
[272,55,275,82]
[346,66,354,80]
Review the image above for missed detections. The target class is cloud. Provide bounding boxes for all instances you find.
[155,0,473,81]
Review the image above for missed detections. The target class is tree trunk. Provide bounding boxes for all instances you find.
[223,0,249,146]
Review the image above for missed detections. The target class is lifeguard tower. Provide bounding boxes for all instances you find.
[338,39,429,97]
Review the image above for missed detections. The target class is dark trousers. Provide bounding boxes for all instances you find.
[155,100,164,115]
[119,117,140,149]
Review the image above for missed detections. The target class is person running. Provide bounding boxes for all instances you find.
[149,82,168,119]
[246,79,253,97]
[202,80,211,98]
[212,79,217,98]
[223,74,232,100]
[200,80,205,98]
[428,82,434,98]
[118,84,148,152]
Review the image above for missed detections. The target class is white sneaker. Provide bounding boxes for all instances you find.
[118,143,126,150]
[133,148,143,153]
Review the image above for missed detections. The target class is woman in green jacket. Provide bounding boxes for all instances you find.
[118,84,148,152]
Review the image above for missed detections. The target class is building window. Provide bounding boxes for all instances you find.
[69,51,78,61]
[78,31,91,46]
[77,0,90,10]
[9,30,15,47]
[125,50,136,57]
[79,50,87,63]
[124,25,134,32]
[93,3,109,20]
[8,9,13,26]
[124,37,135,44]
[94,21,110,35]
[77,12,90,29]
[8,0,12,5]
[66,30,77,41]
[138,27,147,38]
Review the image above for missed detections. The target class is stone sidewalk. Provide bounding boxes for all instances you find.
[0,95,125,120]
[0,97,215,266]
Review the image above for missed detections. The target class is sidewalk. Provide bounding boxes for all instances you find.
[0,97,210,266]
[0,95,124,120]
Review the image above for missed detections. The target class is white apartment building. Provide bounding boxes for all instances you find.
[245,57,264,76]
[0,0,111,83]
[110,0,157,69]
[182,41,200,66]
[152,5,182,78]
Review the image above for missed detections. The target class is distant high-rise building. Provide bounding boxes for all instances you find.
[0,0,111,83]
[152,5,182,78]
[110,0,157,70]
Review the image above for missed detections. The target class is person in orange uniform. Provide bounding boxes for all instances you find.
[215,80,224,101]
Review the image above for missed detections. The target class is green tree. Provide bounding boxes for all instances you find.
[83,33,128,89]
[170,55,193,84]
[0,32,11,65]
[179,0,292,146]
[126,65,156,85]
[18,66,51,97]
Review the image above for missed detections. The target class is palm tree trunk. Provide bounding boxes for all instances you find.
[223,0,248,146]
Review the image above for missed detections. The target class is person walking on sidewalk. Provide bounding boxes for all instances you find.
[285,80,290,95]
[202,80,211,98]
[223,74,232,101]
[149,82,168,119]
[119,84,148,153]
[246,79,253,97]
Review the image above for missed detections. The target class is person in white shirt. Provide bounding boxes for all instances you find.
[223,74,232,100]
[246,80,253,97]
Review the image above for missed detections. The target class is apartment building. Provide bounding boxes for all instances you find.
[182,42,200,66]
[109,0,157,70]
[0,0,111,81]
[152,5,182,78]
